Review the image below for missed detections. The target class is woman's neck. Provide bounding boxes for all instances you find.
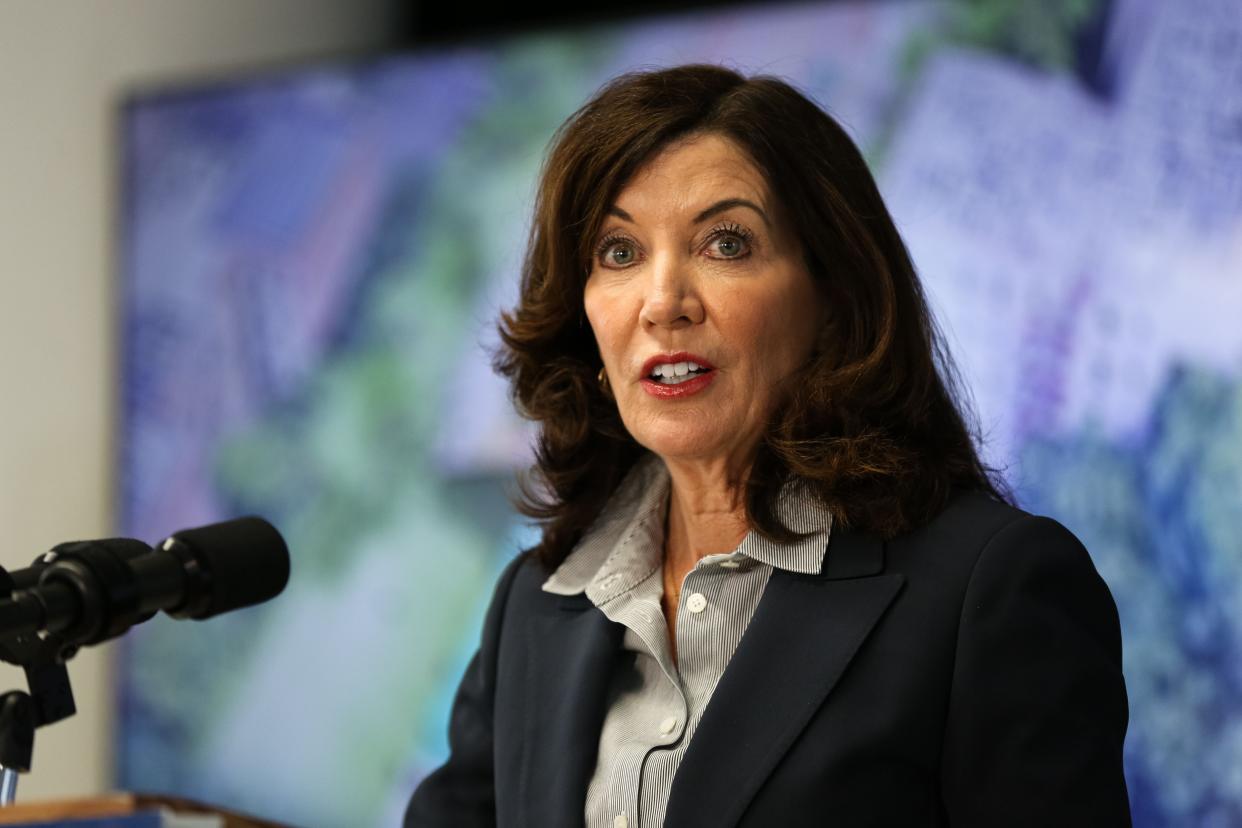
[662,459,750,571]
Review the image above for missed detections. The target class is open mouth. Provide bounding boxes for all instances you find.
[648,361,712,385]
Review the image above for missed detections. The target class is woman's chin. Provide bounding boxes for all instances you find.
[635,431,743,468]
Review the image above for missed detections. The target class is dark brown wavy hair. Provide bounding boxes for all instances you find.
[494,64,1012,572]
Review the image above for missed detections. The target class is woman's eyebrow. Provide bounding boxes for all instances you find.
[605,198,771,228]
[693,198,770,227]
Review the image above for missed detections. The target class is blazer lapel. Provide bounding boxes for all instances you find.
[520,592,624,827]
[665,526,905,827]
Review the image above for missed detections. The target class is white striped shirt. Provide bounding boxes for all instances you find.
[542,453,833,828]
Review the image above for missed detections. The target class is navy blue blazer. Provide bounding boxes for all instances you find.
[406,490,1131,827]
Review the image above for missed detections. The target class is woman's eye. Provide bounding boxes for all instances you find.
[707,232,750,259]
[600,241,636,267]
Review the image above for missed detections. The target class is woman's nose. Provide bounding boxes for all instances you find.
[640,253,704,330]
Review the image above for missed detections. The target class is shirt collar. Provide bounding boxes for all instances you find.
[541,454,833,601]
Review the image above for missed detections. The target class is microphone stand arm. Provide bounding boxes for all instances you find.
[0,517,290,804]
[0,559,78,806]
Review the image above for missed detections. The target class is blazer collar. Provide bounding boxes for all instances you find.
[664,526,903,827]
[521,521,903,827]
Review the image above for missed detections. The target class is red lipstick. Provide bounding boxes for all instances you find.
[639,352,716,399]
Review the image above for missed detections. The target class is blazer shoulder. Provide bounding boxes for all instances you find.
[492,548,569,618]
[506,548,554,593]
[936,487,1032,536]
[891,488,1031,566]
[907,489,1113,616]
[933,489,1096,566]
[935,497,1130,824]
[888,488,1102,593]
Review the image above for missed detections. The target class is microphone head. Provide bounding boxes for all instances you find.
[165,516,290,619]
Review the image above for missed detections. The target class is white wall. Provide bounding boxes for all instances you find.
[0,0,393,801]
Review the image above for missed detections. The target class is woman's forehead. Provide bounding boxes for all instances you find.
[610,133,772,222]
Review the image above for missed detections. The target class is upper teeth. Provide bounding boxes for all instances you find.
[651,361,703,378]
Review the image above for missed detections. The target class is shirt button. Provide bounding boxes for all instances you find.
[719,559,741,569]
[659,715,679,735]
[687,592,707,613]
[614,814,628,828]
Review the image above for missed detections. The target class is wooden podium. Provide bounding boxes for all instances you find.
[0,793,291,827]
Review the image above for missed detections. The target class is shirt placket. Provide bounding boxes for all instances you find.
[596,567,688,828]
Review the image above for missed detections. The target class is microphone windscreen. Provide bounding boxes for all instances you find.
[170,517,290,618]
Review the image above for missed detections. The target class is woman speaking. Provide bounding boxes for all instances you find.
[405,64,1131,827]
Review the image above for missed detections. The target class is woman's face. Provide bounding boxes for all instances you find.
[584,132,825,474]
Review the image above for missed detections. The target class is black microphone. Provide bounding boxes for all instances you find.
[0,517,290,648]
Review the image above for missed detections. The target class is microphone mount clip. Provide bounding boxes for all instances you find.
[0,555,78,805]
